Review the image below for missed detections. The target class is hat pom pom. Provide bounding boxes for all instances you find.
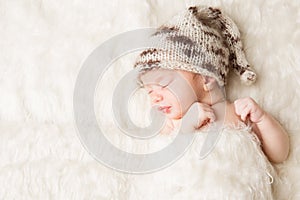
[241,70,257,85]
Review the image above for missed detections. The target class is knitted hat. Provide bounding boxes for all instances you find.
[133,5,257,86]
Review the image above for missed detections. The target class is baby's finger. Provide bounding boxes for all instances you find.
[197,111,216,128]
[207,112,216,122]
[240,111,248,121]
[200,117,212,128]
[204,111,216,122]
[234,100,248,115]
[240,104,251,121]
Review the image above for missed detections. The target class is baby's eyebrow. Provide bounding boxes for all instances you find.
[154,75,163,83]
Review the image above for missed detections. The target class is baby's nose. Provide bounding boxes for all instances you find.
[152,94,163,104]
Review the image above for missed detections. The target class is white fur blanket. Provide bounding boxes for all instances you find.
[126,124,277,200]
[0,0,299,199]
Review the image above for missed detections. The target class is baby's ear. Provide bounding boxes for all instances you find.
[202,76,216,91]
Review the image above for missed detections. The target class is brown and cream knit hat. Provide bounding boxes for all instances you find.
[133,5,257,86]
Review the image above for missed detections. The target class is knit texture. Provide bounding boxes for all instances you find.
[134,5,257,86]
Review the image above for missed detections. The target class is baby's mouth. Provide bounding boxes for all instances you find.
[158,106,172,114]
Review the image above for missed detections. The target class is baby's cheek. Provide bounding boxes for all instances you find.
[172,102,185,118]
[165,88,190,118]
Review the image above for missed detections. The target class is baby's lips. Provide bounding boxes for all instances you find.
[158,105,170,109]
[158,106,172,113]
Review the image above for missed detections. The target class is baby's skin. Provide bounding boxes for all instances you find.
[139,68,289,163]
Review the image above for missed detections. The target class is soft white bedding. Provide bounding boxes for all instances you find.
[126,124,277,199]
[0,0,299,199]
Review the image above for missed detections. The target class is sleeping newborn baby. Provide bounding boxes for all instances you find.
[129,5,289,199]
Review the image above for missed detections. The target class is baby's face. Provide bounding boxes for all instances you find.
[139,69,198,120]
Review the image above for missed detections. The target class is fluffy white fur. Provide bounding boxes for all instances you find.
[127,124,277,199]
[0,0,299,199]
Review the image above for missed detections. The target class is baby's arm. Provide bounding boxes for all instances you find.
[234,97,290,163]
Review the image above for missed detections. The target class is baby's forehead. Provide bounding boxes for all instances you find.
[138,68,179,84]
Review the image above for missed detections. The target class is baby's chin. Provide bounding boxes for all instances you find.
[166,111,183,120]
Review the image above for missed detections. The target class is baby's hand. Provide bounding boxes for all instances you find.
[234,97,265,123]
[183,102,216,130]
